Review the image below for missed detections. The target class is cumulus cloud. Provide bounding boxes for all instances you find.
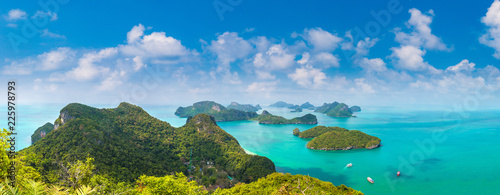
[37,47,75,71]
[302,28,342,52]
[5,9,27,21]
[446,59,476,73]
[395,8,448,50]
[66,47,117,81]
[480,0,500,59]
[252,44,296,70]
[2,47,75,74]
[208,32,253,71]
[355,57,387,72]
[288,65,327,88]
[390,44,441,74]
[120,24,194,64]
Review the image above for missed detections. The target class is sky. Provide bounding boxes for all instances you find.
[1,0,500,108]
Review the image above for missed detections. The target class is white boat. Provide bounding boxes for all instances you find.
[346,163,353,168]
[367,177,374,183]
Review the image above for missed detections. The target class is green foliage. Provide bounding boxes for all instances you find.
[315,102,359,117]
[213,172,363,195]
[135,172,207,195]
[300,102,315,109]
[349,106,361,112]
[307,130,381,150]
[298,126,349,138]
[30,123,54,145]
[298,126,381,150]
[255,111,317,124]
[21,103,275,189]
[175,101,258,122]
[292,128,300,136]
[227,102,261,112]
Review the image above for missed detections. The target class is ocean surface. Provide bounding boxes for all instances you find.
[11,104,500,195]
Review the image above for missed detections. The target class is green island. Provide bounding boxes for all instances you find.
[227,102,261,112]
[30,122,54,144]
[290,107,303,112]
[256,110,318,124]
[294,126,381,150]
[269,101,295,108]
[0,102,363,194]
[175,101,258,122]
[300,102,316,110]
[315,102,361,117]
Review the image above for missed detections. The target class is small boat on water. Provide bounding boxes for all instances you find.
[367,177,374,184]
[397,171,400,177]
[346,163,353,168]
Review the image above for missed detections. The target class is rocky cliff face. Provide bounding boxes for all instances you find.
[54,111,75,130]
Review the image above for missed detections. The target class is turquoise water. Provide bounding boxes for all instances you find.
[14,104,500,195]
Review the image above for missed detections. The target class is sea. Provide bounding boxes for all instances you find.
[10,104,500,195]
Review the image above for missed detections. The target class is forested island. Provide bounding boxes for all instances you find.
[294,126,381,150]
[10,102,363,194]
[315,102,361,117]
[256,110,317,124]
[227,102,261,112]
[175,101,258,121]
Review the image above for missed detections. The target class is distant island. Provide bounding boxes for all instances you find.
[227,102,262,112]
[269,101,295,108]
[175,101,258,121]
[31,122,54,144]
[290,107,303,113]
[314,102,361,117]
[256,110,317,124]
[293,126,380,150]
[300,102,316,110]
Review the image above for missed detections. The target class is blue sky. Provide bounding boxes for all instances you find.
[1,0,500,108]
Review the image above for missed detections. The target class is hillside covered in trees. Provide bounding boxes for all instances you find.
[315,102,361,117]
[22,102,275,190]
[294,126,381,150]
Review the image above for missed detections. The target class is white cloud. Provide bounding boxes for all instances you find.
[311,52,340,68]
[352,78,375,94]
[354,37,378,57]
[132,56,146,71]
[446,59,475,73]
[32,10,58,21]
[5,9,27,21]
[355,57,387,72]
[297,52,310,65]
[395,8,448,50]
[97,70,125,91]
[41,29,66,39]
[390,45,441,74]
[480,0,500,59]
[66,47,117,81]
[2,47,75,74]
[246,81,277,93]
[2,59,34,75]
[37,47,75,71]
[253,44,295,70]
[288,65,327,88]
[208,32,253,71]
[302,28,342,52]
[120,24,194,64]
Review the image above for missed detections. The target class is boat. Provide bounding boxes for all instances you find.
[367,177,374,183]
[397,171,400,177]
[346,163,353,168]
